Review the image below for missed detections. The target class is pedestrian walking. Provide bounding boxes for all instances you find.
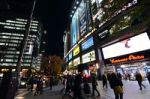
[83,79,91,96]
[135,72,146,90]
[110,73,123,99]
[49,75,53,90]
[72,73,83,99]
[91,73,100,97]
[102,73,108,88]
[147,72,150,84]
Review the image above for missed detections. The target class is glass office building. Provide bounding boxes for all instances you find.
[0,15,42,71]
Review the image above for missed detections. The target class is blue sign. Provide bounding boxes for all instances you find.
[65,56,68,62]
[69,52,72,60]
[81,36,94,51]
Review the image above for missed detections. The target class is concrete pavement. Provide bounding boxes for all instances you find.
[15,80,150,99]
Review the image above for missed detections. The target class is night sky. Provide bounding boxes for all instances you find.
[35,0,73,57]
[0,0,73,57]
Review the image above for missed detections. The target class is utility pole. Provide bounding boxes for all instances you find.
[16,0,36,84]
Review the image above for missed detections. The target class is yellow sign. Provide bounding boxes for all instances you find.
[73,45,80,56]
[110,55,145,64]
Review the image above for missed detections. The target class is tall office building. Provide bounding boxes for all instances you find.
[0,12,43,72]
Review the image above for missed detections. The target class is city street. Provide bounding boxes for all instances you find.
[15,80,150,99]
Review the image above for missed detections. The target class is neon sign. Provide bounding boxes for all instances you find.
[110,55,144,64]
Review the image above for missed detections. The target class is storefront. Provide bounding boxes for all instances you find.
[100,32,150,79]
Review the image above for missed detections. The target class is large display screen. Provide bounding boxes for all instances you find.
[71,11,79,46]
[102,32,150,59]
[82,50,96,64]
[81,36,94,51]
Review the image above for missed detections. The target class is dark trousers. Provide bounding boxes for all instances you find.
[92,85,100,96]
[137,81,145,90]
[103,81,108,88]
[115,93,123,99]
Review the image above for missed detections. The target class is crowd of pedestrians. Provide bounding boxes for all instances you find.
[60,71,150,99]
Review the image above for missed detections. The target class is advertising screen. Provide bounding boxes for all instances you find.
[73,57,80,66]
[71,11,79,46]
[82,50,96,64]
[78,0,87,37]
[73,45,80,56]
[102,32,150,59]
[81,36,94,51]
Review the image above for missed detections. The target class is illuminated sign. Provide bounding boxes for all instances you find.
[71,11,79,46]
[104,49,150,64]
[79,0,87,37]
[82,50,96,64]
[91,0,138,27]
[102,32,150,59]
[69,52,72,60]
[81,36,94,51]
[110,55,144,64]
[65,57,68,62]
[73,57,80,66]
[73,46,80,56]
[68,61,73,68]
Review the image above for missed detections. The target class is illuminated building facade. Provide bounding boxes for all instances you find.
[0,13,43,72]
[64,0,150,78]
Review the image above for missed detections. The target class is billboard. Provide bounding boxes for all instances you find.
[81,36,94,51]
[82,50,96,64]
[73,45,80,56]
[73,57,80,66]
[71,11,79,46]
[102,32,150,59]
[78,0,87,37]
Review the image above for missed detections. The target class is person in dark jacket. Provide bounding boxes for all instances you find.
[73,73,83,99]
[147,72,150,84]
[91,73,100,97]
[49,75,53,90]
[110,73,123,99]
[102,73,108,88]
[135,72,146,90]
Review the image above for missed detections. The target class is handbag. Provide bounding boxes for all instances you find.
[113,86,123,94]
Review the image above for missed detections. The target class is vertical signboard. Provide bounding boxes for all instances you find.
[78,0,87,37]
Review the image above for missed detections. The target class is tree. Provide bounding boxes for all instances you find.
[41,55,64,75]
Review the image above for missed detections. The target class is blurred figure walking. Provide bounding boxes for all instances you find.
[147,72,150,84]
[91,73,100,97]
[102,73,108,89]
[110,73,123,99]
[135,72,146,90]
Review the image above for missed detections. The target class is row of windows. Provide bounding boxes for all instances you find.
[1,32,24,36]
[0,36,23,39]
[4,55,31,58]
[0,63,30,66]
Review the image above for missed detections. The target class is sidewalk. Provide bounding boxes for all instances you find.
[15,80,150,99]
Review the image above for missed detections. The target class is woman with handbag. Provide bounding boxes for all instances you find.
[110,73,123,99]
